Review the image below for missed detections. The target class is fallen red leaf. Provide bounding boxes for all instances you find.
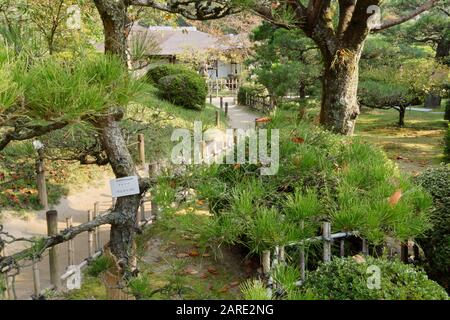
[291,137,305,144]
[207,267,219,275]
[255,117,271,123]
[218,285,230,293]
[183,267,199,275]
[389,189,402,206]
[188,250,200,257]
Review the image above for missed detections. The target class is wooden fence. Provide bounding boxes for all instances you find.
[260,220,415,295]
[242,92,275,114]
[207,78,241,97]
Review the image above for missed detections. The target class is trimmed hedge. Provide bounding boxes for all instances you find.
[146,64,198,84]
[157,73,207,110]
[416,166,450,291]
[302,257,448,300]
[237,83,267,106]
[146,64,207,110]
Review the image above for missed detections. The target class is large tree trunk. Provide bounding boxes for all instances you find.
[436,36,450,66]
[398,106,406,127]
[94,0,130,61]
[93,0,140,271]
[93,113,141,268]
[319,48,363,135]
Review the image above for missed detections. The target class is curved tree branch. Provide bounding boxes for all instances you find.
[375,0,441,31]
[0,120,69,151]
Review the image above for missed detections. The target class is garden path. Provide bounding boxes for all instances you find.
[1,97,259,299]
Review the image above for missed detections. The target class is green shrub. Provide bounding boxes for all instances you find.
[146,64,198,84]
[445,123,450,163]
[279,101,300,110]
[157,73,207,110]
[416,166,450,291]
[301,257,448,300]
[444,99,450,121]
[240,279,270,300]
[86,255,114,277]
[167,110,432,257]
[237,83,267,106]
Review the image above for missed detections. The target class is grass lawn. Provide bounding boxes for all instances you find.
[356,106,447,175]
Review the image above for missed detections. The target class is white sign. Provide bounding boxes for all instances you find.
[110,176,140,198]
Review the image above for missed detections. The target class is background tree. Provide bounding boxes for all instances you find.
[359,36,449,126]
[124,0,441,135]
[246,21,321,104]
[383,0,450,107]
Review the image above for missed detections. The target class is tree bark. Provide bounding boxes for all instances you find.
[436,36,449,65]
[94,0,130,61]
[91,112,141,269]
[398,106,406,127]
[93,0,140,271]
[319,48,363,135]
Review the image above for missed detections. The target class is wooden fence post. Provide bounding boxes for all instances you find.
[216,80,219,97]
[6,276,14,300]
[220,96,223,110]
[323,222,331,263]
[138,134,145,167]
[139,198,145,223]
[262,250,271,275]
[94,202,101,251]
[149,163,159,218]
[201,141,207,162]
[209,94,213,105]
[46,210,60,289]
[299,221,305,282]
[362,239,369,256]
[215,110,220,127]
[225,102,228,116]
[66,217,75,265]
[279,246,285,264]
[87,210,94,258]
[32,260,41,299]
[36,149,48,210]
[340,239,345,257]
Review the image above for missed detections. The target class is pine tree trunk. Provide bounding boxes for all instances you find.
[93,114,141,268]
[93,0,139,270]
[319,49,363,136]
